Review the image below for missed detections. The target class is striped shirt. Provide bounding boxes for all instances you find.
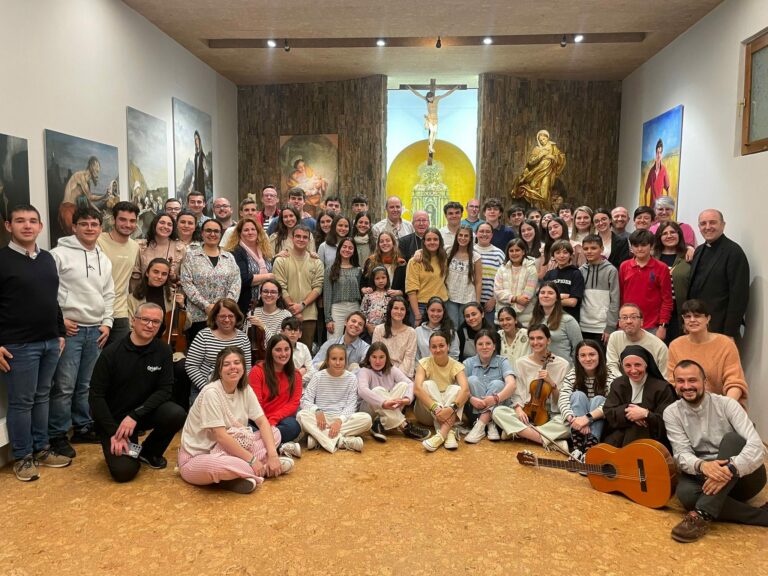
[301,369,359,419]
[250,307,292,344]
[475,244,505,306]
[185,328,252,390]
[558,368,616,420]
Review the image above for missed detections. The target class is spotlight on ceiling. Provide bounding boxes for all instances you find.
[574,34,584,43]
[436,36,442,49]
[483,37,493,45]
[266,39,277,48]
[284,39,290,52]
[376,39,386,47]
[560,34,567,48]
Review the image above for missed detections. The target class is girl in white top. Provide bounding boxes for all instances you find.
[372,296,417,378]
[249,280,292,345]
[297,345,373,453]
[178,347,293,494]
[493,238,538,325]
[497,305,531,367]
[444,225,482,329]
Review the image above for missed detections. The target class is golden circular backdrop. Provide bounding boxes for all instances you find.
[386,139,476,223]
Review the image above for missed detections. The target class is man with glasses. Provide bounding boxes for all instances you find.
[49,207,115,458]
[89,302,186,482]
[256,186,280,228]
[606,303,668,377]
[1,204,72,481]
[213,198,235,231]
[461,199,483,232]
[163,198,182,220]
[399,211,430,262]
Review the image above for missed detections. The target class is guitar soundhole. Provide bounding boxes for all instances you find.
[601,464,617,479]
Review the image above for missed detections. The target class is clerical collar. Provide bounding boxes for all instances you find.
[705,234,725,249]
[8,240,40,259]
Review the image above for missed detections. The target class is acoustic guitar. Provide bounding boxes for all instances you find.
[516,439,677,509]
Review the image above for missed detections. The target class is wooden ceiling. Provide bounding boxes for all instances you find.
[123,0,723,86]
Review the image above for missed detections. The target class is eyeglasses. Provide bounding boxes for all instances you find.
[75,221,101,229]
[261,290,278,295]
[217,314,236,321]
[619,315,642,321]
[134,316,162,326]
[203,229,221,235]
[214,203,231,209]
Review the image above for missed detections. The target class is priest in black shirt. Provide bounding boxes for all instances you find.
[89,302,186,482]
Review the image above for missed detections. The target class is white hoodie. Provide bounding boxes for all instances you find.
[51,235,115,327]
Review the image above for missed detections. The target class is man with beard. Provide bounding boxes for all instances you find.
[664,360,767,542]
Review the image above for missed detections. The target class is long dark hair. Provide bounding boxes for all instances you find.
[176,209,201,242]
[543,217,570,265]
[132,257,172,301]
[263,334,296,401]
[253,279,286,310]
[360,341,393,374]
[274,205,301,252]
[446,224,477,284]
[329,237,360,283]
[211,346,249,390]
[325,214,351,248]
[654,220,687,257]
[461,301,492,333]
[530,281,565,331]
[424,296,454,339]
[353,211,376,251]
[504,238,529,265]
[574,339,608,397]
[383,296,409,338]
[520,219,542,258]
[314,209,334,247]
[146,213,178,245]
[422,227,447,275]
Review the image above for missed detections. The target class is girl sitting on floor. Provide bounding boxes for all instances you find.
[297,344,373,453]
[178,346,293,495]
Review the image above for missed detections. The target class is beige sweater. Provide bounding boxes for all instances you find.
[667,334,748,407]
[272,252,324,321]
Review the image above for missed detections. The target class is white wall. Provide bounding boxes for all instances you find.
[617,0,768,435]
[0,0,238,463]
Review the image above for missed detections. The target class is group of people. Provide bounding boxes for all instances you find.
[0,186,765,543]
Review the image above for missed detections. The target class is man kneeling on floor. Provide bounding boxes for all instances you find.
[89,303,186,482]
[664,360,768,542]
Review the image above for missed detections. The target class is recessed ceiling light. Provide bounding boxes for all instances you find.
[376,39,386,47]
[483,37,493,45]
[574,34,584,43]
[266,39,277,48]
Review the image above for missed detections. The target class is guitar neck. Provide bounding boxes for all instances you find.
[534,457,599,475]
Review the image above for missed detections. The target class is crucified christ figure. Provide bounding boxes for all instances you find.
[405,79,462,156]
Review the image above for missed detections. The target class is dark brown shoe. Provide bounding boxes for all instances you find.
[671,511,711,543]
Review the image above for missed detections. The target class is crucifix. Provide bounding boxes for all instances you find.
[401,78,466,164]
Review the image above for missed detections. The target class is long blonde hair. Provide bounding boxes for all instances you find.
[224,216,273,260]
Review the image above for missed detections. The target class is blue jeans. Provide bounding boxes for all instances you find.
[276,416,301,444]
[2,339,61,459]
[445,301,463,332]
[48,326,102,438]
[570,391,606,440]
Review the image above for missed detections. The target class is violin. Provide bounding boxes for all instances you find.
[523,353,554,426]
[161,286,187,354]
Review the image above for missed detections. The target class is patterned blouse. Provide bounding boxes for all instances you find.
[180,247,241,323]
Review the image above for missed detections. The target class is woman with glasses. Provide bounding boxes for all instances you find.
[592,207,630,270]
[648,196,697,260]
[186,298,252,404]
[248,280,292,347]
[180,219,240,345]
[667,299,748,408]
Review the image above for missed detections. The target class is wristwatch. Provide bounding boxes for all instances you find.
[727,461,740,479]
[586,413,594,424]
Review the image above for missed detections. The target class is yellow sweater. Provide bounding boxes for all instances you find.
[405,258,448,304]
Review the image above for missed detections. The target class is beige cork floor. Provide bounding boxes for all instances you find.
[1,433,767,576]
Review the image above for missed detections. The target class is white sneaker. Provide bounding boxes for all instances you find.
[338,436,364,452]
[307,435,318,451]
[422,432,444,452]
[444,429,459,450]
[279,456,295,474]
[464,420,487,444]
[279,442,302,459]
[487,421,501,441]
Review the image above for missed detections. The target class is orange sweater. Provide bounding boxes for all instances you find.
[667,334,748,407]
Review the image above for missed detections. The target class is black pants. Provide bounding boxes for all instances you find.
[580,332,606,352]
[172,358,192,411]
[106,317,131,348]
[99,401,187,483]
[676,432,768,525]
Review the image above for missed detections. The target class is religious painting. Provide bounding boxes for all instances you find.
[639,105,684,210]
[44,129,120,247]
[0,132,30,248]
[127,107,169,238]
[173,98,213,216]
[278,134,338,218]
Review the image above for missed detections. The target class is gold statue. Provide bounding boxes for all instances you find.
[511,130,566,210]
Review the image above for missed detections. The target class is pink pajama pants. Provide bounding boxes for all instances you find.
[178,427,281,487]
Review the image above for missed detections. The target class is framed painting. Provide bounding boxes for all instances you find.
[0,132,30,248]
[44,129,120,247]
[639,105,684,211]
[173,98,213,216]
[278,134,338,217]
[127,106,168,238]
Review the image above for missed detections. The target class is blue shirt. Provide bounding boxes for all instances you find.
[490,224,516,251]
[463,354,516,387]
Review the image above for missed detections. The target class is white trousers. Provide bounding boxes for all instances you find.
[492,406,569,444]
[296,409,372,453]
[414,380,464,431]
[361,381,410,430]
